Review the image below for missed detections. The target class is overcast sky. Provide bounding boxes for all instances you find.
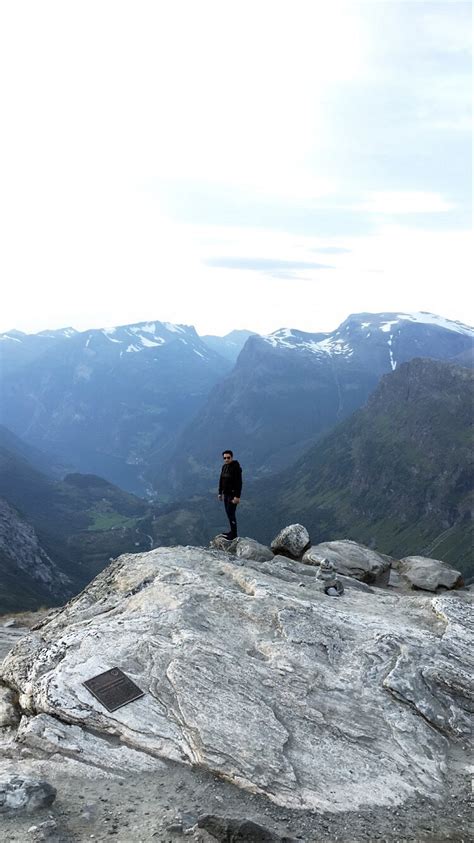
[0,0,471,337]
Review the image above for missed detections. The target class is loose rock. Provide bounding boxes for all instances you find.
[227,537,274,563]
[270,524,310,559]
[197,814,295,842]
[304,540,391,585]
[0,774,56,813]
[398,556,464,591]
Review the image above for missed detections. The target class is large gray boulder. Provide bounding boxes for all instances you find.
[210,536,274,562]
[0,774,56,813]
[398,556,464,591]
[270,524,310,559]
[228,537,274,562]
[303,540,391,585]
[0,546,471,814]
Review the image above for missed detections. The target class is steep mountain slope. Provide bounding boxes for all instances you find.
[162,311,473,497]
[0,498,71,613]
[0,321,232,494]
[201,329,257,362]
[0,442,154,608]
[243,358,473,578]
[0,424,68,479]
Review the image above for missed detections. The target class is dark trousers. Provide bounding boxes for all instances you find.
[224,496,238,538]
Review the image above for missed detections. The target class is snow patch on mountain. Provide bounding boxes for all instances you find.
[0,335,21,343]
[140,336,165,348]
[360,312,473,337]
[262,330,353,358]
[380,321,399,333]
[101,331,121,343]
[387,336,397,371]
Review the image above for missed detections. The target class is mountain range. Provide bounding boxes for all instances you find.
[1,312,472,500]
[0,311,472,609]
[0,321,240,494]
[156,311,473,497]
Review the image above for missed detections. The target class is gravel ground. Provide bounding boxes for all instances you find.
[1,746,471,843]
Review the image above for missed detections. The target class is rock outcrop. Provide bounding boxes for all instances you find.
[398,556,464,591]
[303,540,391,585]
[1,543,472,815]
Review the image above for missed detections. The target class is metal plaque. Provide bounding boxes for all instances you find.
[83,667,145,712]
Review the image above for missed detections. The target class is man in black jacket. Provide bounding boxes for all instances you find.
[218,450,242,539]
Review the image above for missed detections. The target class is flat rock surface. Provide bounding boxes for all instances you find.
[0,546,472,840]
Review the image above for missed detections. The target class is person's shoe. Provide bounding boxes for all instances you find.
[218,532,233,540]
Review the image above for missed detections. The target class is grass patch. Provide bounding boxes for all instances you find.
[86,511,140,531]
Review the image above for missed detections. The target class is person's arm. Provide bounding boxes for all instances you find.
[218,468,223,498]
[232,465,242,501]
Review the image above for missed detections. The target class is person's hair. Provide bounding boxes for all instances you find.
[222,449,233,458]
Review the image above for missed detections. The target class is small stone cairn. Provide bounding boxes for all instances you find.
[316,558,344,597]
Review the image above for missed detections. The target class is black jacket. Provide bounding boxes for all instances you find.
[219,460,242,497]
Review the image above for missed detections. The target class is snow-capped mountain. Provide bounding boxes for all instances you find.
[261,312,473,368]
[0,320,233,494]
[161,312,473,496]
[1,311,472,500]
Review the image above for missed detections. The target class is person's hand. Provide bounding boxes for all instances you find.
[218,494,223,500]
[232,497,240,504]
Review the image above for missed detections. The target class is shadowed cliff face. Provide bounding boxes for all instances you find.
[1,544,472,815]
[0,499,71,613]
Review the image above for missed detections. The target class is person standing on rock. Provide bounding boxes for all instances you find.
[218,450,242,540]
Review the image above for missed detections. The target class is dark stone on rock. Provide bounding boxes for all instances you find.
[0,774,56,813]
[165,821,183,832]
[271,524,310,560]
[197,814,295,842]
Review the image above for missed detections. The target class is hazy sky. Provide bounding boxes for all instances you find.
[0,0,471,337]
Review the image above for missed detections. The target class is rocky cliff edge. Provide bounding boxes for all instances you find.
[1,542,472,820]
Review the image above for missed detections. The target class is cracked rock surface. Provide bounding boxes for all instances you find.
[0,545,472,822]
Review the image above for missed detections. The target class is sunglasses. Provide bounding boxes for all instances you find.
[223,456,232,460]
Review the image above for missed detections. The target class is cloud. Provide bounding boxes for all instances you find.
[361,191,455,215]
[204,257,333,272]
[312,247,351,254]
[0,1,471,337]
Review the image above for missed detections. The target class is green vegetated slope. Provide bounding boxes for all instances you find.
[0,443,153,598]
[244,358,473,577]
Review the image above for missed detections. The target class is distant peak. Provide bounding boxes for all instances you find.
[341,312,473,338]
